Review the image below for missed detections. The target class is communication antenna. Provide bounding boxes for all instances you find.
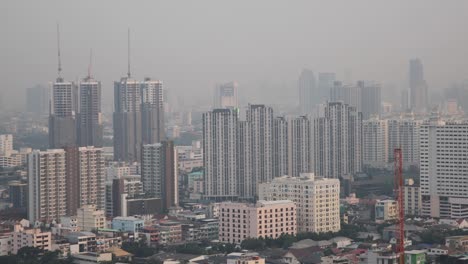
[87,48,93,79]
[57,23,62,78]
[127,28,131,78]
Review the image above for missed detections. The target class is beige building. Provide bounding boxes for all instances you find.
[78,147,105,210]
[0,134,13,156]
[219,200,296,244]
[12,224,52,254]
[258,173,340,233]
[76,205,106,232]
[28,149,67,223]
[375,199,398,223]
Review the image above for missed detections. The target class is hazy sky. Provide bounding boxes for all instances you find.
[2,1,468,110]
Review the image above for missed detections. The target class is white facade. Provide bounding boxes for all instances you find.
[288,116,313,177]
[76,205,106,232]
[420,120,468,219]
[247,104,274,195]
[362,118,388,168]
[28,149,67,223]
[258,174,340,233]
[273,117,288,177]
[219,200,296,244]
[314,102,362,178]
[387,117,421,166]
[203,109,238,200]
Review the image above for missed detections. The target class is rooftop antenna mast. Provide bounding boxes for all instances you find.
[57,23,62,80]
[87,48,93,80]
[127,28,131,78]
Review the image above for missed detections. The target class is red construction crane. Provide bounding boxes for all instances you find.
[394,148,405,264]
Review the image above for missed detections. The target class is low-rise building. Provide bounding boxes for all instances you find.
[258,174,340,233]
[0,234,12,256]
[219,200,296,244]
[66,232,97,253]
[158,221,182,245]
[76,205,106,232]
[72,252,112,264]
[375,199,397,223]
[405,250,426,264]
[111,216,144,233]
[11,224,52,254]
[446,235,468,251]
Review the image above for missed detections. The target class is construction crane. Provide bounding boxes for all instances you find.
[394,148,405,264]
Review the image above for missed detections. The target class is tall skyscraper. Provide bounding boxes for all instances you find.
[203,109,238,200]
[362,118,388,167]
[289,116,312,177]
[330,81,361,112]
[213,82,238,109]
[387,116,421,166]
[141,141,178,211]
[358,80,381,119]
[409,58,428,112]
[78,76,103,147]
[26,85,49,115]
[49,78,78,148]
[113,77,142,162]
[77,147,105,210]
[247,104,274,194]
[314,102,362,178]
[28,149,67,222]
[237,121,253,199]
[49,25,77,149]
[317,72,336,102]
[420,118,468,219]
[273,117,288,177]
[298,69,317,115]
[141,78,165,145]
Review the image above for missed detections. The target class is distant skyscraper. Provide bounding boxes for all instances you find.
[203,109,238,200]
[214,82,238,109]
[409,58,428,112]
[317,72,336,102]
[28,149,67,222]
[141,141,178,211]
[247,104,274,194]
[49,78,78,148]
[330,81,361,112]
[78,76,103,147]
[141,78,165,145]
[273,117,288,177]
[358,80,381,119]
[289,116,312,177]
[49,26,77,149]
[113,77,142,162]
[362,118,388,167]
[387,116,421,166]
[298,69,317,114]
[420,118,468,219]
[26,85,49,115]
[314,102,362,178]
